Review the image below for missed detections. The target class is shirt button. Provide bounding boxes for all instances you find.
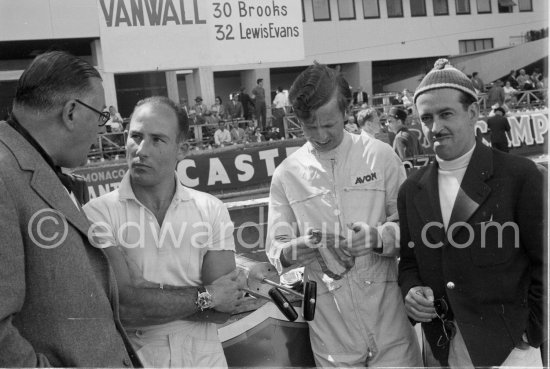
[446,281,455,290]
[123,357,131,367]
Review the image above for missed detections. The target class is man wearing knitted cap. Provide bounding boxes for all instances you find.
[397,59,546,367]
[265,63,421,367]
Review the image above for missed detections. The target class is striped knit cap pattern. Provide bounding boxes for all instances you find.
[413,58,478,103]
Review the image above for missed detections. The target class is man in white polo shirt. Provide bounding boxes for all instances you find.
[84,96,249,368]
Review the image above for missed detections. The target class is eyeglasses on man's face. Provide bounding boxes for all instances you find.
[434,298,457,347]
[75,99,110,126]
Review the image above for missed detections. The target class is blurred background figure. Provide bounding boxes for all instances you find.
[105,105,124,132]
[272,86,287,137]
[238,87,254,121]
[225,92,243,120]
[352,85,368,106]
[230,123,245,143]
[214,121,232,146]
[487,106,511,153]
[208,95,226,124]
[386,106,422,160]
[344,115,360,134]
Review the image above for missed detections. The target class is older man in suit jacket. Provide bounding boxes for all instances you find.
[0,51,140,367]
[398,59,546,367]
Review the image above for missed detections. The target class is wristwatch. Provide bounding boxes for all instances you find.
[196,286,213,311]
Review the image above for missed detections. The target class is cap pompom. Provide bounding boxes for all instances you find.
[433,58,451,70]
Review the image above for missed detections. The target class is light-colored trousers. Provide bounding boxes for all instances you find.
[127,321,227,368]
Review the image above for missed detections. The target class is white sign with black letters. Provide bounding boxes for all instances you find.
[97,0,304,72]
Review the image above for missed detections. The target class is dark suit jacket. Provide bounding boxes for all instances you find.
[353,91,368,105]
[225,101,243,119]
[398,143,546,366]
[0,122,141,367]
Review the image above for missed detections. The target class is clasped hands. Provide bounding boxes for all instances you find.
[281,222,380,266]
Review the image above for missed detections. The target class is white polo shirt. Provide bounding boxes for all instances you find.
[84,172,235,287]
[84,173,234,367]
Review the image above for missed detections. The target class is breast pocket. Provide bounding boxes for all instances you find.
[288,189,332,222]
[342,179,386,224]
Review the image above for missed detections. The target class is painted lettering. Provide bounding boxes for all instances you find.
[508,115,534,147]
[235,154,254,182]
[259,149,279,176]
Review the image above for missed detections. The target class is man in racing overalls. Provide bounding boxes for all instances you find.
[266,63,422,367]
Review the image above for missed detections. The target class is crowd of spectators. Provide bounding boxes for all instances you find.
[92,64,546,157]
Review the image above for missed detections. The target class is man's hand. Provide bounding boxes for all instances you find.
[207,269,247,313]
[404,286,436,322]
[341,222,379,257]
[281,234,319,266]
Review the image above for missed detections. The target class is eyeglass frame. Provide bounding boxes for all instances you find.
[75,99,110,126]
[434,298,457,347]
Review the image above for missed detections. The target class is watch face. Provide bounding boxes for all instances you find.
[197,291,212,310]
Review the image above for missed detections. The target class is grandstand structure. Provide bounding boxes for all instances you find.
[0,0,547,119]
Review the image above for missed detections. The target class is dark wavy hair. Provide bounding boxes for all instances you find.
[132,96,189,141]
[288,62,352,123]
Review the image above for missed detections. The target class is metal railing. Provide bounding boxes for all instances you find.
[88,132,127,162]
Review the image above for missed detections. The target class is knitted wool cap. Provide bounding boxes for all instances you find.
[413,58,478,103]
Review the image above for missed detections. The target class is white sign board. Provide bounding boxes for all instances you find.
[97,0,304,73]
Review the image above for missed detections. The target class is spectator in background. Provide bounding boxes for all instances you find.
[265,126,281,141]
[506,69,519,89]
[252,126,265,142]
[356,108,391,145]
[503,81,519,105]
[471,72,485,93]
[180,97,190,115]
[352,85,368,106]
[487,80,505,108]
[344,114,360,134]
[531,69,544,90]
[251,78,267,129]
[190,96,209,125]
[229,123,245,143]
[272,86,287,136]
[238,87,254,120]
[516,69,531,90]
[402,89,414,112]
[243,122,255,142]
[208,95,226,124]
[214,121,232,146]
[392,92,404,106]
[386,106,423,160]
[225,93,243,120]
[487,106,511,153]
[105,105,124,132]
